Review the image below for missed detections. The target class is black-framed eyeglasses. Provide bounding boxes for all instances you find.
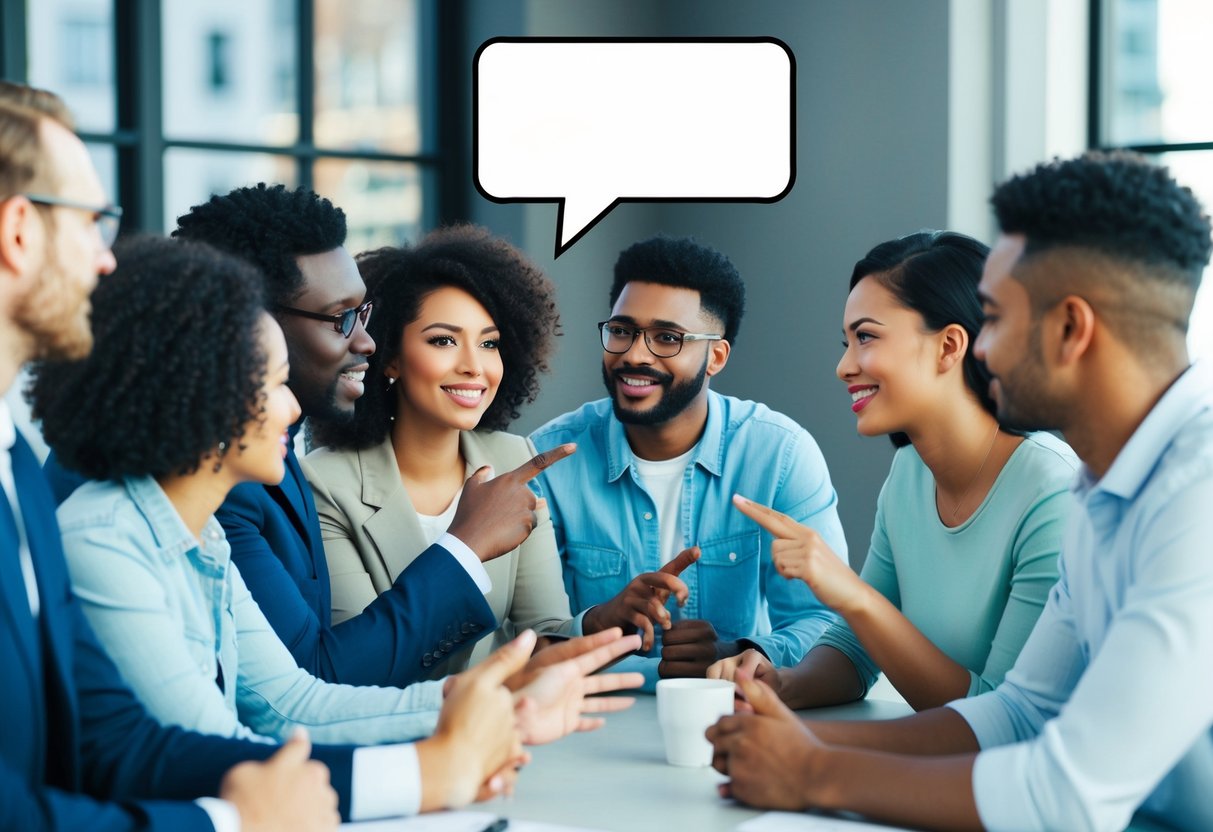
[22,193,123,248]
[598,320,723,358]
[276,300,373,338]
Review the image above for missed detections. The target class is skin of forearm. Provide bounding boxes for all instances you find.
[807,707,980,756]
[415,734,478,812]
[814,746,982,831]
[841,583,973,711]
[779,645,867,710]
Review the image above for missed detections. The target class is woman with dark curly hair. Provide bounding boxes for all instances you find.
[305,224,579,677]
[34,234,482,747]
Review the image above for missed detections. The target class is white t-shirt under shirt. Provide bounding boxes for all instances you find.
[414,489,462,549]
[633,447,696,567]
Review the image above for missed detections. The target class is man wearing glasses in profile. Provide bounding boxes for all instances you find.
[531,235,847,688]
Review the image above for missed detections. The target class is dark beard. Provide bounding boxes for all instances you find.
[601,356,708,426]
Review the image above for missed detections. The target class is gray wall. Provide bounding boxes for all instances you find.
[461,1,960,567]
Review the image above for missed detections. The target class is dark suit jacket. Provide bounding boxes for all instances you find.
[213,425,495,686]
[45,424,496,687]
[4,431,356,830]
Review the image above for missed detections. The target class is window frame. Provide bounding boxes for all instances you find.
[0,0,468,234]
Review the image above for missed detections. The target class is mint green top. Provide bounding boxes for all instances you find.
[814,432,1078,698]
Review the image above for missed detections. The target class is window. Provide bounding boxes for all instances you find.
[1093,0,1213,362]
[11,0,465,245]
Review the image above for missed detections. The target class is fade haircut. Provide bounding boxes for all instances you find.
[173,183,347,306]
[610,235,746,344]
[991,152,1212,354]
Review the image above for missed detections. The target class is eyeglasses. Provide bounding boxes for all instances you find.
[598,321,723,358]
[276,300,373,338]
[23,193,123,248]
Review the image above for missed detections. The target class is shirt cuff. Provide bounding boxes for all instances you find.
[437,531,492,595]
[970,742,1037,831]
[351,743,422,821]
[195,797,241,832]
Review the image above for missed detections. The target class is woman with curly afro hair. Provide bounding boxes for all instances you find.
[33,234,482,748]
[305,224,580,676]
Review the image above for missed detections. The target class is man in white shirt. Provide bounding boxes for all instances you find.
[708,152,1213,832]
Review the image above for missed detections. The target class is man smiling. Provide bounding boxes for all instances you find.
[532,235,846,687]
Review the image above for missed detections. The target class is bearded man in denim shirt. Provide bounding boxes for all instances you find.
[531,235,846,688]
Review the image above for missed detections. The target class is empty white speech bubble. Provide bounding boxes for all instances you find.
[474,38,795,257]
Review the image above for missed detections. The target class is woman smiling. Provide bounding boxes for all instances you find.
[305,224,577,678]
[712,231,1078,711]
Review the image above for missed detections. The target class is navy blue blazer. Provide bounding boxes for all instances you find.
[4,431,356,830]
[45,425,495,686]
[216,429,495,685]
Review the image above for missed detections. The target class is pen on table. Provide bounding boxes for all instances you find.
[478,818,509,832]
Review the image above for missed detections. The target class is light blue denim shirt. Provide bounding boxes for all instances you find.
[57,476,442,745]
[948,363,1213,832]
[531,391,846,686]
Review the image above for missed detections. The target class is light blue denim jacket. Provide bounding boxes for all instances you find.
[531,391,846,686]
[57,476,441,745]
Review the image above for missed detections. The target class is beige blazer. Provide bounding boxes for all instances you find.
[302,430,575,678]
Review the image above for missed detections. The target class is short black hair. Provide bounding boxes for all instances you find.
[992,151,1211,287]
[30,235,269,481]
[851,230,1004,449]
[313,224,560,450]
[172,183,347,306]
[610,235,746,343]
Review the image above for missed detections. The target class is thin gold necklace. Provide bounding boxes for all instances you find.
[947,423,1000,523]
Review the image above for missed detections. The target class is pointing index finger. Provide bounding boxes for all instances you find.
[512,443,577,482]
[731,493,796,536]
[660,545,700,577]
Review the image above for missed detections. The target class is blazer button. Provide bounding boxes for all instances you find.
[440,640,453,651]
[461,623,473,634]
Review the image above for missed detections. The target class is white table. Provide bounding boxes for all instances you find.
[491,695,915,832]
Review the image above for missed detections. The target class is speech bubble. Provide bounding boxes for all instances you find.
[474,37,795,258]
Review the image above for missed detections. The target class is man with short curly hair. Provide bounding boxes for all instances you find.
[708,152,1213,832]
[531,235,846,688]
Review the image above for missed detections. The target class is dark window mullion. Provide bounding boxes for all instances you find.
[0,1,28,81]
[297,0,314,191]
[114,0,162,232]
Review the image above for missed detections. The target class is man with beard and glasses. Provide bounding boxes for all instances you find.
[45,183,573,688]
[708,153,1213,832]
[531,235,846,687]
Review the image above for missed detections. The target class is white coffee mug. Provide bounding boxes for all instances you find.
[655,678,735,767]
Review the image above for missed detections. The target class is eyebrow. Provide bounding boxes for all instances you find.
[420,322,500,335]
[845,316,884,333]
[608,315,688,330]
[977,290,998,308]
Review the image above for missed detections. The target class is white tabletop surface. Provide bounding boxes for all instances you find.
[486,694,915,832]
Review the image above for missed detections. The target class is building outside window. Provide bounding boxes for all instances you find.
[15,0,457,249]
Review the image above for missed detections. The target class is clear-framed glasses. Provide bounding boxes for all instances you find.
[22,193,123,248]
[597,320,723,358]
[276,299,373,338]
